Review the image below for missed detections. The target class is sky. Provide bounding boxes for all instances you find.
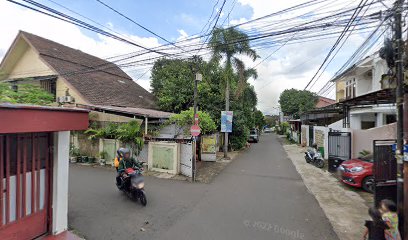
[0,0,392,115]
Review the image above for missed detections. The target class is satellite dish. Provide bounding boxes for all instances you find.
[379,38,395,68]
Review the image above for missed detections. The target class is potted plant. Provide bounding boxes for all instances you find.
[99,151,108,166]
[69,144,80,163]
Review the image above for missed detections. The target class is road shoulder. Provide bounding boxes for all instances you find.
[283,144,368,240]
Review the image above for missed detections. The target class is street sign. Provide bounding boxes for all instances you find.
[190,124,201,137]
[221,111,233,132]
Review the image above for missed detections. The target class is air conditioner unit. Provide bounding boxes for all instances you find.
[57,96,65,103]
[65,96,74,103]
[57,96,75,103]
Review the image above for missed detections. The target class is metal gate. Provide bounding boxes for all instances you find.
[0,133,52,240]
[373,139,397,207]
[308,125,314,147]
[328,131,351,172]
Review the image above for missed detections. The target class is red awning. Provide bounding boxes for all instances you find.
[0,103,89,134]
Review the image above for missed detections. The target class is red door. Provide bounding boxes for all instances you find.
[0,133,52,240]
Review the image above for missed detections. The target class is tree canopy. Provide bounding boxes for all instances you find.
[150,27,260,150]
[278,89,318,119]
[166,108,217,135]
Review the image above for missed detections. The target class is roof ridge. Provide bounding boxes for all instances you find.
[20,31,132,80]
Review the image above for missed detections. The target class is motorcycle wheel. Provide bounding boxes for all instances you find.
[140,192,147,206]
[305,156,311,163]
[316,159,325,168]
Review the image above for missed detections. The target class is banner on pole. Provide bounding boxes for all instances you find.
[221,111,233,132]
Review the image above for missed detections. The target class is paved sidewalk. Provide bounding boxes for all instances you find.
[283,144,369,240]
[40,231,84,240]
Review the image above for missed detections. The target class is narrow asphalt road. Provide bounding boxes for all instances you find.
[69,133,338,240]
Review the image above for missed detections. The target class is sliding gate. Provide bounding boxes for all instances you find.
[0,133,53,240]
[328,131,351,172]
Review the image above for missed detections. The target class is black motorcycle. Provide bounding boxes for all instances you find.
[117,163,147,206]
[304,148,325,168]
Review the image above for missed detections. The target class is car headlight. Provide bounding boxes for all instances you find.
[350,166,364,172]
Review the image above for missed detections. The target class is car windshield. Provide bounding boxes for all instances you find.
[250,130,257,134]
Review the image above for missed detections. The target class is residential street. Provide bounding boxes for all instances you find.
[69,133,338,240]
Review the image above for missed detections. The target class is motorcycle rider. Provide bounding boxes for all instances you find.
[116,148,140,189]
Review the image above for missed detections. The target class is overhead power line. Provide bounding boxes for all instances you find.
[7,0,169,56]
[303,0,369,90]
[94,0,190,55]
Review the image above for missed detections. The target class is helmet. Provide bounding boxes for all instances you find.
[117,148,125,157]
[312,143,318,149]
[118,148,131,159]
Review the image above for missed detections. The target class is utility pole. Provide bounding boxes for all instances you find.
[224,76,230,159]
[191,56,203,182]
[394,0,405,237]
[192,71,202,182]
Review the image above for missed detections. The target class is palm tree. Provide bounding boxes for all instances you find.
[209,27,258,157]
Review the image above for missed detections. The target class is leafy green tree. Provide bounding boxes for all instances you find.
[84,121,144,156]
[253,110,266,129]
[150,58,196,112]
[278,89,318,119]
[210,27,258,153]
[0,82,54,105]
[84,122,119,140]
[229,111,250,150]
[116,121,144,156]
[209,27,258,99]
[166,108,217,135]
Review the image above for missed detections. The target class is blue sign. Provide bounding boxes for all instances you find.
[392,144,408,153]
[221,111,233,133]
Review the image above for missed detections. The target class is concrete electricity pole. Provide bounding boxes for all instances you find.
[394,0,406,237]
[224,75,230,159]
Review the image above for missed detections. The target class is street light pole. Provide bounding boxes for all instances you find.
[192,72,202,182]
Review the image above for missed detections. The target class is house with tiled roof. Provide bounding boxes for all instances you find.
[0,31,171,123]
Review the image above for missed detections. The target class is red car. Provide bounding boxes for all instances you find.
[338,155,374,193]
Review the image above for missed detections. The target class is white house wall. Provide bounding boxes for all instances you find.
[372,58,387,91]
[352,123,396,158]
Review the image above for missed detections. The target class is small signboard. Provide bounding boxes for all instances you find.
[221,111,233,133]
[190,124,201,137]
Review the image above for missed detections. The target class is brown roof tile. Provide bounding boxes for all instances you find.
[20,31,158,109]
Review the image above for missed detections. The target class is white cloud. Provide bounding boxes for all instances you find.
[229,0,388,114]
[0,0,162,91]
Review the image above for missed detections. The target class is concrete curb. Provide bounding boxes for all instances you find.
[283,144,369,240]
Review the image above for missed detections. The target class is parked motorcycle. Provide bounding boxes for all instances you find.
[304,148,325,168]
[116,163,147,206]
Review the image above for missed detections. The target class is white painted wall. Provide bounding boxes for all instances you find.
[350,114,361,129]
[356,74,372,96]
[376,113,384,127]
[328,120,343,131]
[372,58,387,91]
[352,123,396,158]
[52,131,70,235]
